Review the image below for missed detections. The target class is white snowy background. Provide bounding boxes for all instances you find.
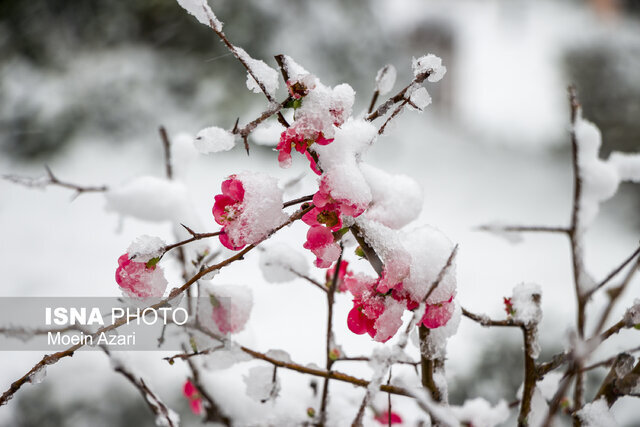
[1,0,639,425]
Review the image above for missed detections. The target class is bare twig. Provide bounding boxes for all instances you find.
[3,166,108,198]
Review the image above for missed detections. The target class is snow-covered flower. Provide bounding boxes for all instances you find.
[303,226,341,268]
[115,254,167,298]
[212,172,287,250]
[374,411,402,425]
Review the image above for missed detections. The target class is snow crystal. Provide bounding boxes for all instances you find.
[199,283,253,335]
[577,398,617,427]
[375,64,397,95]
[407,87,432,112]
[194,126,236,153]
[574,115,620,228]
[259,243,309,283]
[105,176,191,223]
[176,0,222,31]
[412,54,446,82]
[223,171,288,249]
[235,47,279,98]
[244,366,280,403]
[360,163,423,229]
[609,151,640,183]
[623,298,640,327]
[28,366,47,384]
[127,235,166,263]
[451,398,510,427]
[511,282,542,325]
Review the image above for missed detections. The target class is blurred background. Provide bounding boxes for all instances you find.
[1,0,639,425]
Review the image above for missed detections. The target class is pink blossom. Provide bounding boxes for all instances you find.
[303,226,341,268]
[420,296,455,329]
[276,124,333,174]
[115,254,167,298]
[374,411,402,425]
[314,175,366,218]
[325,260,351,292]
[183,379,203,415]
[302,205,343,231]
[212,176,244,226]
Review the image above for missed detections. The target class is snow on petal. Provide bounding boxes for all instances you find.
[115,254,168,298]
[127,235,166,263]
[194,126,236,153]
[259,243,309,283]
[176,0,222,31]
[199,283,253,335]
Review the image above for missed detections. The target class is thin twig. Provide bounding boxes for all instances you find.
[3,166,108,198]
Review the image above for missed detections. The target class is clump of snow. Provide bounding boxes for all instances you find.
[375,64,397,95]
[194,126,236,153]
[360,163,423,229]
[234,47,279,98]
[623,299,640,327]
[407,87,432,112]
[314,119,378,211]
[265,349,292,364]
[222,171,288,249]
[451,398,510,427]
[577,398,617,427]
[155,408,180,427]
[574,115,619,228]
[527,387,550,427]
[608,152,640,182]
[199,283,253,335]
[127,235,166,263]
[401,225,457,305]
[281,55,313,86]
[202,342,252,370]
[511,282,542,325]
[250,120,285,146]
[373,298,406,343]
[244,366,280,403]
[176,0,222,31]
[412,54,446,82]
[538,371,563,401]
[259,243,309,283]
[105,176,191,223]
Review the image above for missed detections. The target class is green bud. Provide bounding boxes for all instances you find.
[307,407,316,418]
[146,257,160,268]
[355,246,365,258]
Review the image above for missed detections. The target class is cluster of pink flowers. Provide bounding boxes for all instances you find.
[345,272,455,342]
[303,177,367,268]
[276,123,333,174]
[212,176,246,250]
[183,379,203,415]
[115,254,167,298]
